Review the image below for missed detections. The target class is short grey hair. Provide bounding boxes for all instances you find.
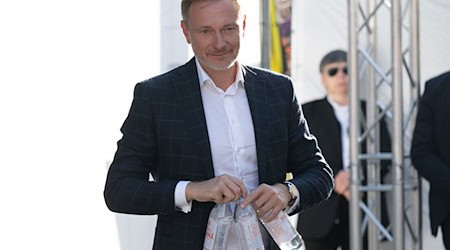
[181,0,242,24]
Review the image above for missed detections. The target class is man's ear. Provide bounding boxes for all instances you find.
[180,21,191,44]
[321,74,328,89]
[242,14,247,37]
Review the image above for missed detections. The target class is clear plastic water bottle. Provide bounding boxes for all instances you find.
[260,210,303,250]
[235,201,265,250]
[203,203,234,250]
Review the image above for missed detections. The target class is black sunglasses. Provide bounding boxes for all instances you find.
[327,67,348,77]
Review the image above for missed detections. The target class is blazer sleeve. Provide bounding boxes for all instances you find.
[285,87,334,213]
[104,82,178,215]
[411,79,450,200]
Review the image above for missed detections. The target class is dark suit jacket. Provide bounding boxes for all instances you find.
[296,98,391,239]
[411,71,450,236]
[104,58,334,249]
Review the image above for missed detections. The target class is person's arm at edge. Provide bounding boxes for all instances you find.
[411,79,450,199]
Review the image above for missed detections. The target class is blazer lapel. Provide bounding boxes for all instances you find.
[243,66,270,183]
[321,99,343,169]
[173,59,215,179]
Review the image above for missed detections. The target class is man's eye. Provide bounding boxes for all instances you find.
[200,30,210,34]
[224,27,237,33]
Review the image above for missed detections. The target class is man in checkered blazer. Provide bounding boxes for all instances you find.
[104,0,334,249]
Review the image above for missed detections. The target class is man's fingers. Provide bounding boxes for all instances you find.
[241,186,264,208]
[220,189,239,203]
[343,190,351,201]
[334,170,350,195]
[212,174,248,203]
[186,174,249,203]
[254,199,274,219]
[224,177,247,200]
[237,180,248,198]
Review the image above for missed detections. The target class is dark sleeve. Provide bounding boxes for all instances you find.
[379,112,392,177]
[285,86,334,213]
[411,79,450,199]
[104,82,178,215]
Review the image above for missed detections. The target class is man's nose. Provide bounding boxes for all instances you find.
[213,33,226,49]
[337,69,347,77]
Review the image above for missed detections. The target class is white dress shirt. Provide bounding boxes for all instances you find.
[327,96,350,170]
[176,59,263,249]
[173,59,299,249]
[174,59,259,212]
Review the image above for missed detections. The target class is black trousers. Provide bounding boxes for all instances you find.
[302,220,350,250]
[302,199,369,250]
[303,199,350,250]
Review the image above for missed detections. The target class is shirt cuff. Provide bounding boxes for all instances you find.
[284,181,300,214]
[175,181,192,213]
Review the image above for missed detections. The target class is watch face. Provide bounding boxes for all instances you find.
[287,182,297,200]
[285,183,294,199]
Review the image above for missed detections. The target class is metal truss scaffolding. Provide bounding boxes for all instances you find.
[348,0,421,250]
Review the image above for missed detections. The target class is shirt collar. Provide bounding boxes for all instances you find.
[195,58,245,88]
[327,95,349,112]
[327,95,349,128]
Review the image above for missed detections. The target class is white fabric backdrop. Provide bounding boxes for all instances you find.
[292,0,450,104]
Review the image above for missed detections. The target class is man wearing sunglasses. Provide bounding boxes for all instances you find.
[295,50,391,250]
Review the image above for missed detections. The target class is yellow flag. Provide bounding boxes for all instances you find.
[269,0,284,73]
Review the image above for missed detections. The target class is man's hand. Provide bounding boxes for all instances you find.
[334,170,350,200]
[240,183,290,223]
[185,174,247,204]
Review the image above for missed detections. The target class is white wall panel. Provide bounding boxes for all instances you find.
[0,0,159,249]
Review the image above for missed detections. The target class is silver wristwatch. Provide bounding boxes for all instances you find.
[284,181,298,206]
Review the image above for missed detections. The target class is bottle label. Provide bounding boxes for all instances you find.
[215,222,232,249]
[266,211,295,243]
[239,219,264,249]
[203,218,217,250]
[204,217,232,250]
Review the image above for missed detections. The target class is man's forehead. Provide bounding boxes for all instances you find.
[324,61,347,67]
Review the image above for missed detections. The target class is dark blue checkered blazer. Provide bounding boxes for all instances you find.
[104,58,333,249]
